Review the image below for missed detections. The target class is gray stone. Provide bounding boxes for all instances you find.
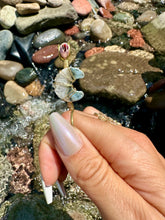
[0,60,23,80]
[113,12,134,25]
[142,12,165,54]
[0,30,13,60]
[137,10,157,24]
[80,51,162,104]
[33,28,65,48]
[15,67,37,86]
[47,0,63,7]
[90,19,112,42]
[15,4,78,35]
[0,5,17,29]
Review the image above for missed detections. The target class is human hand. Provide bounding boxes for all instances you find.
[39,107,165,219]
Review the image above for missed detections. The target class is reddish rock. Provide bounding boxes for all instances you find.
[98,7,113,18]
[96,0,115,12]
[72,0,92,16]
[32,44,59,64]
[127,29,142,38]
[148,78,165,93]
[85,47,104,58]
[129,37,145,48]
[64,25,80,35]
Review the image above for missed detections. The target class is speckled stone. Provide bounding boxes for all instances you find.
[90,19,112,42]
[0,60,23,80]
[25,78,45,96]
[16,3,40,15]
[0,30,13,60]
[33,28,65,48]
[0,5,17,29]
[4,81,29,104]
[15,68,38,87]
[117,2,139,11]
[113,12,134,25]
[32,44,59,64]
[80,17,95,32]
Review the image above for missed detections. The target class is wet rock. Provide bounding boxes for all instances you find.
[80,50,162,104]
[90,19,112,42]
[0,60,23,81]
[7,146,35,194]
[80,17,95,32]
[117,2,139,11]
[72,0,92,16]
[25,78,45,96]
[113,12,134,25]
[127,29,145,48]
[33,28,65,48]
[0,30,13,60]
[16,3,40,15]
[97,0,115,12]
[136,10,157,24]
[142,12,165,54]
[4,81,29,104]
[64,25,80,36]
[0,5,17,29]
[85,47,104,58]
[15,3,78,35]
[32,44,59,64]
[15,67,37,87]
[0,154,13,204]
[47,0,63,7]
[1,0,22,6]
[23,0,46,6]
[145,90,165,109]
[98,7,113,19]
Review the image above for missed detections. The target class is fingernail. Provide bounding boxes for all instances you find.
[49,112,82,156]
[56,180,66,197]
[41,176,53,204]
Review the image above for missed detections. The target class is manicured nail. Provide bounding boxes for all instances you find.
[41,176,53,204]
[56,180,66,197]
[49,112,82,156]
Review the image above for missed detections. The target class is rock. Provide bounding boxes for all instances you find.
[23,0,46,6]
[72,0,92,16]
[142,12,165,54]
[80,17,95,32]
[0,0,22,6]
[15,4,78,35]
[98,7,113,19]
[113,12,134,25]
[15,67,37,87]
[0,60,23,80]
[25,78,45,96]
[0,5,17,29]
[64,25,80,36]
[80,51,162,104]
[90,19,112,42]
[0,30,13,60]
[136,10,157,24]
[96,0,115,12]
[117,2,139,11]
[33,28,65,48]
[4,81,29,104]
[32,44,59,64]
[47,0,63,7]
[16,3,40,15]
[145,90,165,109]
[84,47,104,58]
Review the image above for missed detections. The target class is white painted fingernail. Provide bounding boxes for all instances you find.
[41,176,53,204]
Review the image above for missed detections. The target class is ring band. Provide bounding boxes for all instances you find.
[70,109,74,126]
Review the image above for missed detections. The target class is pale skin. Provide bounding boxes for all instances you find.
[39,106,165,219]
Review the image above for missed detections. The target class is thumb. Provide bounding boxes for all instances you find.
[49,112,156,219]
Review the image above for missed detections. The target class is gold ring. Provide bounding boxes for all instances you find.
[70,109,74,126]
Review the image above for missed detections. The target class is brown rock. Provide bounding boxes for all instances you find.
[25,78,45,96]
[72,0,92,16]
[130,37,145,48]
[96,0,115,12]
[85,47,104,58]
[98,7,113,18]
[16,2,40,15]
[32,44,59,64]
[145,90,165,109]
[64,25,80,35]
